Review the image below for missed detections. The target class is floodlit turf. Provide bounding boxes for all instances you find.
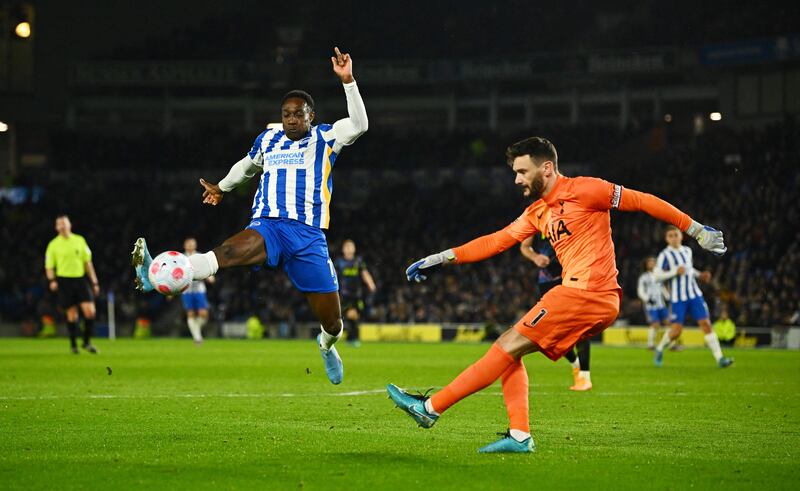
[1,339,798,490]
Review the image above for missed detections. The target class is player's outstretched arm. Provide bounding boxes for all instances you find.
[406,221,532,282]
[199,156,262,206]
[330,47,368,150]
[618,187,727,256]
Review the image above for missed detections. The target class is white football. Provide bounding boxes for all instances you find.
[148,251,194,295]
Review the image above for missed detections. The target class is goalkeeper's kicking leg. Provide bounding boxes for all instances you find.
[388,327,537,453]
[132,229,344,384]
[388,285,619,453]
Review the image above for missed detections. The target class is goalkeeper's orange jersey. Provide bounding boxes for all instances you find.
[453,175,693,292]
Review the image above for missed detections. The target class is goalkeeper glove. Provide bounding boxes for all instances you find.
[686,220,727,256]
[406,249,457,283]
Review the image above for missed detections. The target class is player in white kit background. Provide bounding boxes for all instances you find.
[653,226,733,367]
[132,47,367,385]
[637,256,670,350]
[181,237,214,345]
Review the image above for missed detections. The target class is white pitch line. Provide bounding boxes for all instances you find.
[0,389,779,402]
[0,389,388,402]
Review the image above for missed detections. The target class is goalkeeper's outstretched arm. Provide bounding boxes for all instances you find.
[617,187,727,256]
[406,218,536,283]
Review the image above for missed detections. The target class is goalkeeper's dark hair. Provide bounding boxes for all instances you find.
[506,137,558,169]
[282,90,314,110]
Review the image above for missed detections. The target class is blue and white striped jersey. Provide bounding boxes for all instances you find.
[217,81,367,229]
[247,124,341,229]
[239,82,367,230]
[656,245,703,303]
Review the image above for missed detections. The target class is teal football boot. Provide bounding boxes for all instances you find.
[131,237,154,292]
[386,384,438,428]
[654,349,664,367]
[317,334,343,385]
[478,431,535,453]
[718,356,734,368]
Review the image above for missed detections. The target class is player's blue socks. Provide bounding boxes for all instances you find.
[478,432,535,453]
[386,384,439,428]
[317,334,343,384]
[131,237,154,292]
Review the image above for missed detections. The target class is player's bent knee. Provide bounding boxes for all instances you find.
[215,229,266,268]
[214,243,243,266]
[496,329,536,359]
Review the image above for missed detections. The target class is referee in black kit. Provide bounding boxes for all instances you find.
[44,215,100,354]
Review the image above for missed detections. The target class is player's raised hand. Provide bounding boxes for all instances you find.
[199,178,224,206]
[331,47,354,84]
[406,249,457,283]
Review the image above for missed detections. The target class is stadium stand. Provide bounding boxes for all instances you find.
[1,120,798,334]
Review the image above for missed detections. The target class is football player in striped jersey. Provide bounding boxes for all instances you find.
[132,47,367,385]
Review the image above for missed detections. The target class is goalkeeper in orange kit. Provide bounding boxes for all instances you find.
[387,137,727,453]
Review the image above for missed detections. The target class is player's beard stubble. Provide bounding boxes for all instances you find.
[521,172,546,201]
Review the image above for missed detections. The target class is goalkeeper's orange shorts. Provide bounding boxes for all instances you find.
[513,285,621,361]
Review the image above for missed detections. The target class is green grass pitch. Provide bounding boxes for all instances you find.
[1,339,798,490]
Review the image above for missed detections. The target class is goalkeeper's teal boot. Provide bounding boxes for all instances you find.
[718,356,734,368]
[386,384,438,428]
[131,237,154,292]
[478,431,535,453]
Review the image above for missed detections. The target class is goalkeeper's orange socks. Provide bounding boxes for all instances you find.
[429,343,516,414]
[501,359,531,438]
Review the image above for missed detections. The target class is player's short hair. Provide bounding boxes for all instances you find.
[282,90,314,110]
[643,256,656,270]
[506,137,558,169]
[665,225,681,235]
[55,214,69,221]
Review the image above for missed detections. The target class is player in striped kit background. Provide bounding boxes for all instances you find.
[653,226,733,367]
[132,47,367,385]
[637,256,670,350]
[181,237,214,345]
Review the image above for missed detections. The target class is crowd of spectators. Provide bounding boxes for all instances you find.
[1,121,798,335]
